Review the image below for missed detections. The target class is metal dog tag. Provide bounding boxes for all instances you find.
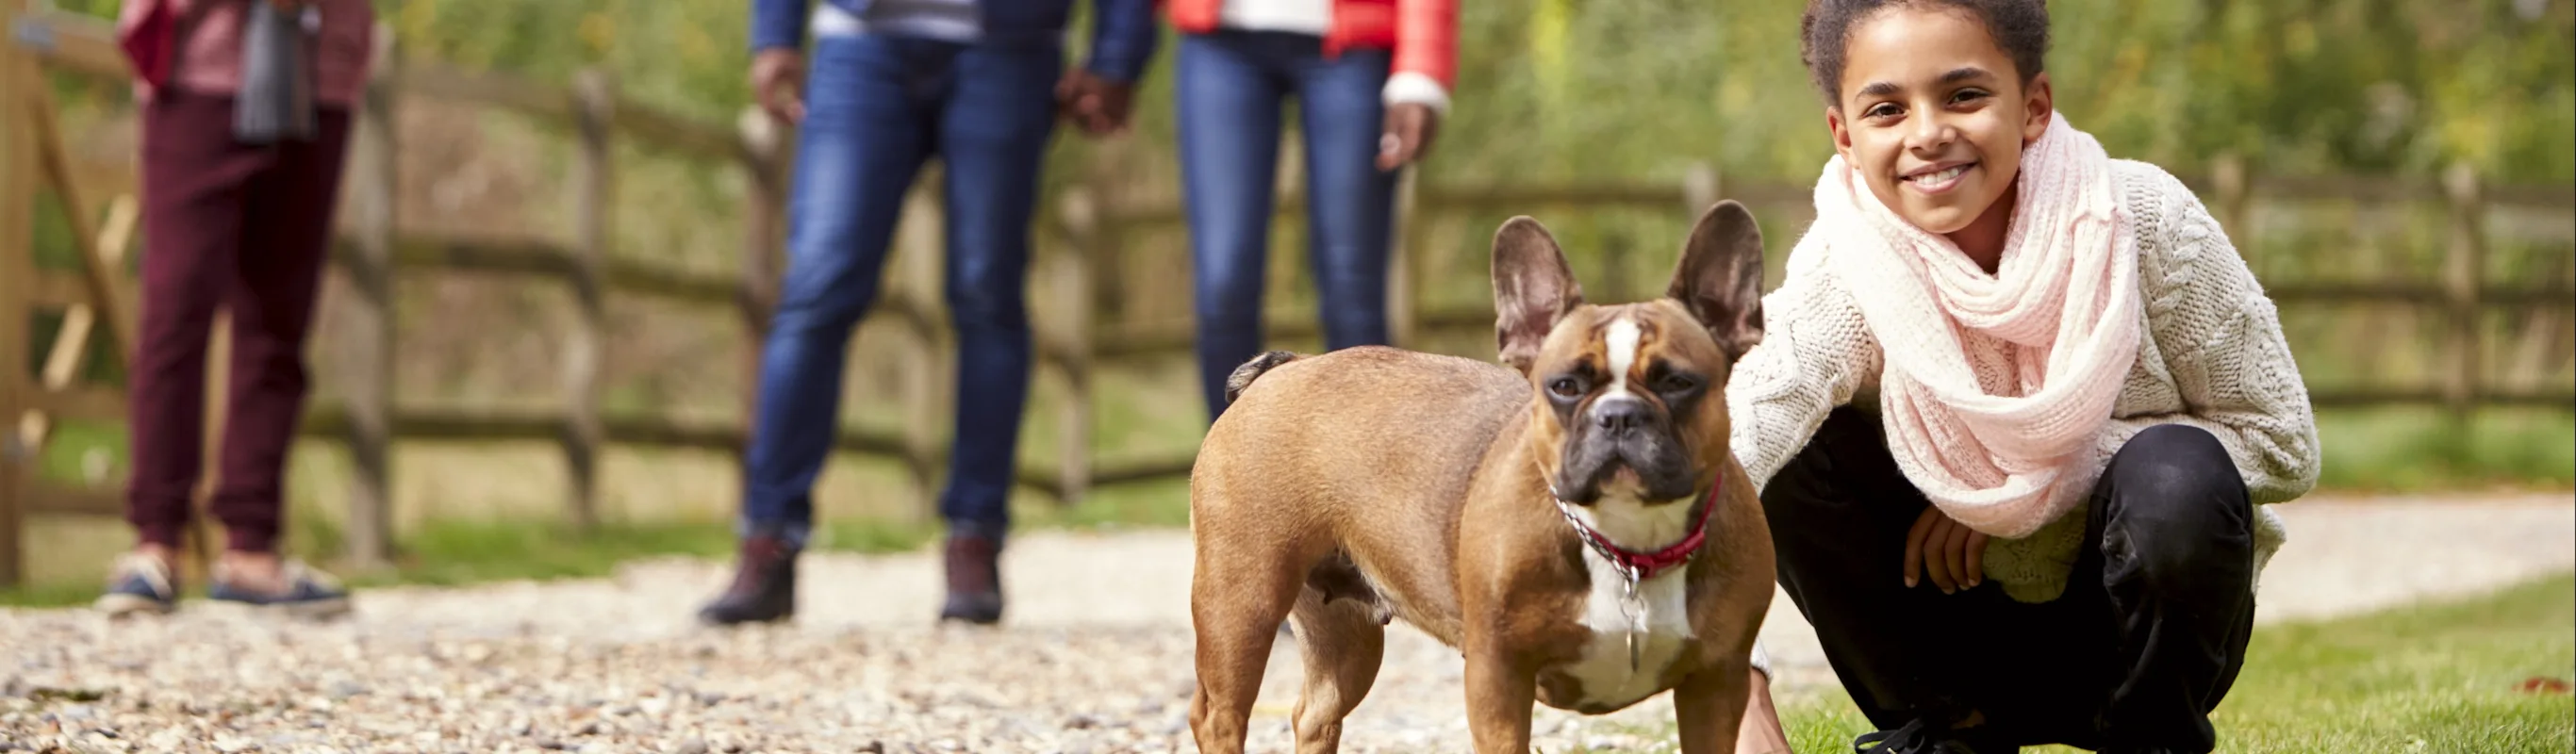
[1620,569,1647,672]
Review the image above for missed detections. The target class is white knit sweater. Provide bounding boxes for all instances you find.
[1727,159,2320,603]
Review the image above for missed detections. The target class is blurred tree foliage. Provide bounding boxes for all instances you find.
[46,0,2572,183]
[22,0,2565,495]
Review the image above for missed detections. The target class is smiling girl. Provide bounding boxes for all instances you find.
[1723,1,2320,752]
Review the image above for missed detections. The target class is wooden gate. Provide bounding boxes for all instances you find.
[1,4,154,586]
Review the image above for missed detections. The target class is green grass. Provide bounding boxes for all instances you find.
[1737,572,2576,754]
[0,475,1194,607]
[0,516,930,607]
[2314,408,2576,494]
[0,581,110,610]
[29,418,118,486]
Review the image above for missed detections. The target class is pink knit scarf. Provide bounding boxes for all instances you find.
[1815,113,2143,539]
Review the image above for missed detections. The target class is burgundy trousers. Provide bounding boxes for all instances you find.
[126,89,353,553]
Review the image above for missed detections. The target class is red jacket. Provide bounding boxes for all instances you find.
[1160,0,1458,91]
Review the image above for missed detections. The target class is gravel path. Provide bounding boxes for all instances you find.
[4,494,2568,753]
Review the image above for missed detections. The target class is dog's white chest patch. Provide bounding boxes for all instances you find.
[1562,551,1694,709]
[1556,498,1697,710]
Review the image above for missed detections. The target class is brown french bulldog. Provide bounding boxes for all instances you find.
[1185,201,1776,753]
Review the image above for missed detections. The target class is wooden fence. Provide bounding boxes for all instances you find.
[3,2,2571,585]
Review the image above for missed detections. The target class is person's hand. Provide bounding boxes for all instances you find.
[1904,505,1989,594]
[1055,70,1135,136]
[1376,102,1441,171]
[751,49,807,124]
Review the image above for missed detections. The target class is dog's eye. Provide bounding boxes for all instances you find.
[1655,372,1704,394]
[1547,376,1585,399]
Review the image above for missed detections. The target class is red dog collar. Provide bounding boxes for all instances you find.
[1554,477,1723,583]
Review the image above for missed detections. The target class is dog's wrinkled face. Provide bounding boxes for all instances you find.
[1527,303,1728,503]
[1490,201,1768,507]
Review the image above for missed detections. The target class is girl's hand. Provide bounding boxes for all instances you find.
[1904,505,1987,594]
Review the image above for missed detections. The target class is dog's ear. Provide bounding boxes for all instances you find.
[1492,216,1584,374]
[1666,200,1766,359]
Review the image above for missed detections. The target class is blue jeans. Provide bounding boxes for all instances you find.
[1176,29,1399,421]
[742,33,1062,544]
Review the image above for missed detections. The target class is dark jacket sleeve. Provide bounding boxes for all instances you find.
[751,0,810,53]
[1082,0,1160,83]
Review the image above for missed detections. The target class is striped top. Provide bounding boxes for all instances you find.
[1219,0,1330,36]
[816,0,983,42]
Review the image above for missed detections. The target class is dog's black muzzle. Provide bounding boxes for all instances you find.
[1553,396,1698,504]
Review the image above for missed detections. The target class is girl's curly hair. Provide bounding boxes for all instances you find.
[1800,0,2052,107]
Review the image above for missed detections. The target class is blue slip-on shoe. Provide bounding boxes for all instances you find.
[207,558,353,620]
[93,552,180,617]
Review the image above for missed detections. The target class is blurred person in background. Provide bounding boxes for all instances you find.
[695,0,1160,627]
[1162,0,1455,423]
[95,0,375,617]
[96,0,376,618]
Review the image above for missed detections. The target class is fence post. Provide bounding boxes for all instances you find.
[1053,188,1098,506]
[1600,224,1634,303]
[1674,162,1721,301]
[1388,168,1423,349]
[2440,162,2485,451]
[1083,150,1129,327]
[564,69,615,533]
[0,15,36,586]
[735,106,786,508]
[1683,161,1721,216]
[2211,153,2252,264]
[1685,161,1723,276]
[338,25,399,570]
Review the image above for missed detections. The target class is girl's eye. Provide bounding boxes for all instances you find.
[1950,89,1990,105]
[1864,104,1902,119]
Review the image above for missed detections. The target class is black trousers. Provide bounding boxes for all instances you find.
[1764,407,2257,753]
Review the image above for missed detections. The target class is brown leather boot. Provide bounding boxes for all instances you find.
[698,531,799,626]
[938,534,1003,625]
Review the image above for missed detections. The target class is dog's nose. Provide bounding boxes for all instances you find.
[1592,397,1648,433]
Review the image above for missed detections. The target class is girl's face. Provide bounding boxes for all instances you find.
[1827,6,2053,238]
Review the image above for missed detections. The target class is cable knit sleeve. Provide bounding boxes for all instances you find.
[2099,163,2322,506]
[1726,232,1884,492]
[1732,233,1882,686]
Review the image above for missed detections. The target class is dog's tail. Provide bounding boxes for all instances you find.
[1222,351,1302,407]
